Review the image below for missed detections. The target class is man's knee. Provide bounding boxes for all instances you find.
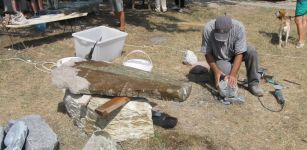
[246,45,258,57]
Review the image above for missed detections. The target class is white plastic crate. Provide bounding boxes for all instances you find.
[72,26,128,61]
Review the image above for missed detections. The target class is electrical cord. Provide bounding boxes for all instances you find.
[257,96,285,112]
[0,57,56,73]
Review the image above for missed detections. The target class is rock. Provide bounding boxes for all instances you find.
[183,50,198,65]
[64,90,91,128]
[0,126,4,149]
[4,121,28,150]
[4,120,16,133]
[19,115,59,150]
[85,97,154,142]
[82,131,117,150]
[190,61,210,74]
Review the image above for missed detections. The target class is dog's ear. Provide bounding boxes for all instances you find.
[279,9,287,17]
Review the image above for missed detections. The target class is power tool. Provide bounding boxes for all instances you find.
[273,85,285,105]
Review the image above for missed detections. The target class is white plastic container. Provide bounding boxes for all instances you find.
[72,26,128,61]
[123,50,153,72]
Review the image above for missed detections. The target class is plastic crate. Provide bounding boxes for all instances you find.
[72,26,128,61]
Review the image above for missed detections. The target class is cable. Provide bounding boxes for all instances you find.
[257,97,285,112]
[0,57,56,73]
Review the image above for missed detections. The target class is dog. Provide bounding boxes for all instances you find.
[275,9,294,47]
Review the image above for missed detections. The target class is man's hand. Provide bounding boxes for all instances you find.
[214,70,225,87]
[225,75,237,87]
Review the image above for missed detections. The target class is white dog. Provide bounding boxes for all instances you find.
[276,9,293,47]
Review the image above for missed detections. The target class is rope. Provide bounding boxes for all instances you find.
[0,57,56,73]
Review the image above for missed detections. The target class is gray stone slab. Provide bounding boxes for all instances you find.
[4,121,28,150]
[0,126,4,150]
[19,115,59,150]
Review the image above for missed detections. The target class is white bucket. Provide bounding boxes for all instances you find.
[56,57,86,67]
[123,50,153,72]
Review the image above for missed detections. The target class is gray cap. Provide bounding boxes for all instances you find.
[214,16,232,42]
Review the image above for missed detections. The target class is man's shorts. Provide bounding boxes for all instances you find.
[111,0,123,13]
[296,0,307,16]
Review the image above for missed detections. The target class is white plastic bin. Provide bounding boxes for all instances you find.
[72,26,128,61]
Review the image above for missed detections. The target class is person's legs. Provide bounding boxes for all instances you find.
[243,45,263,96]
[30,0,38,13]
[179,0,184,8]
[161,0,167,12]
[118,11,125,31]
[112,0,125,31]
[155,0,161,12]
[11,0,18,13]
[295,1,307,48]
[243,45,260,87]
[38,0,43,10]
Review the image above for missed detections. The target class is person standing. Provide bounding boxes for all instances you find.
[111,0,125,31]
[295,0,307,48]
[201,16,264,97]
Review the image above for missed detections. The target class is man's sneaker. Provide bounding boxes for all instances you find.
[249,84,264,97]
[178,9,183,13]
[296,42,304,49]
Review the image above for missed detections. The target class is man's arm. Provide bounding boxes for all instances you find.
[227,53,243,87]
[205,54,224,86]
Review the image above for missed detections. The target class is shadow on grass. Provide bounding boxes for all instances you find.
[4,32,72,50]
[259,30,297,45]
[57,101,67,114]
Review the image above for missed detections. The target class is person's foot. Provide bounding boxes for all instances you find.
[155,8,161,12]
[296,42,304,48]
[119,26,125,32]
[249,84,264,97]
[162,7,167,12]
[178,8,183,13]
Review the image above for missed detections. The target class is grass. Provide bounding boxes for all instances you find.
[0,1,306,150]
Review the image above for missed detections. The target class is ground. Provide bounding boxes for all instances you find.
[0,1,307,150]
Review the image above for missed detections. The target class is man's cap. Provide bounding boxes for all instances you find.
[214,16,232,42]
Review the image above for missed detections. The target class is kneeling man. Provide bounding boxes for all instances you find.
[201,15,263,97]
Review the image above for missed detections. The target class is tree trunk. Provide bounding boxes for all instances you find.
[52,61,192,102]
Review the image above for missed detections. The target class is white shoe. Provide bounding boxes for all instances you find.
[155,8,161,12]
[296,42,304,49]
[162,7,167,12]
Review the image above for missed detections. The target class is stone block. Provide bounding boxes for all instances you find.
[0,126,5,149]
[85,97,154,142]
[4,121,28,150]
[82,131,117,150]
[19,115,59,150]
[64,90,91,128]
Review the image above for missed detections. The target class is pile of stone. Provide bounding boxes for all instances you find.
[64,90,154,142]
[0,115,58,150]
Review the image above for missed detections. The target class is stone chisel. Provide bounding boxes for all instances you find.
[95,97,130,117]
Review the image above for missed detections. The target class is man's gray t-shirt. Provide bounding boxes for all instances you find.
[201,19,247,61]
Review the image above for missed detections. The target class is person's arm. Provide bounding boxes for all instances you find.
[226,54,243,87]
[226,21,246,87]
[205,54,224,86]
